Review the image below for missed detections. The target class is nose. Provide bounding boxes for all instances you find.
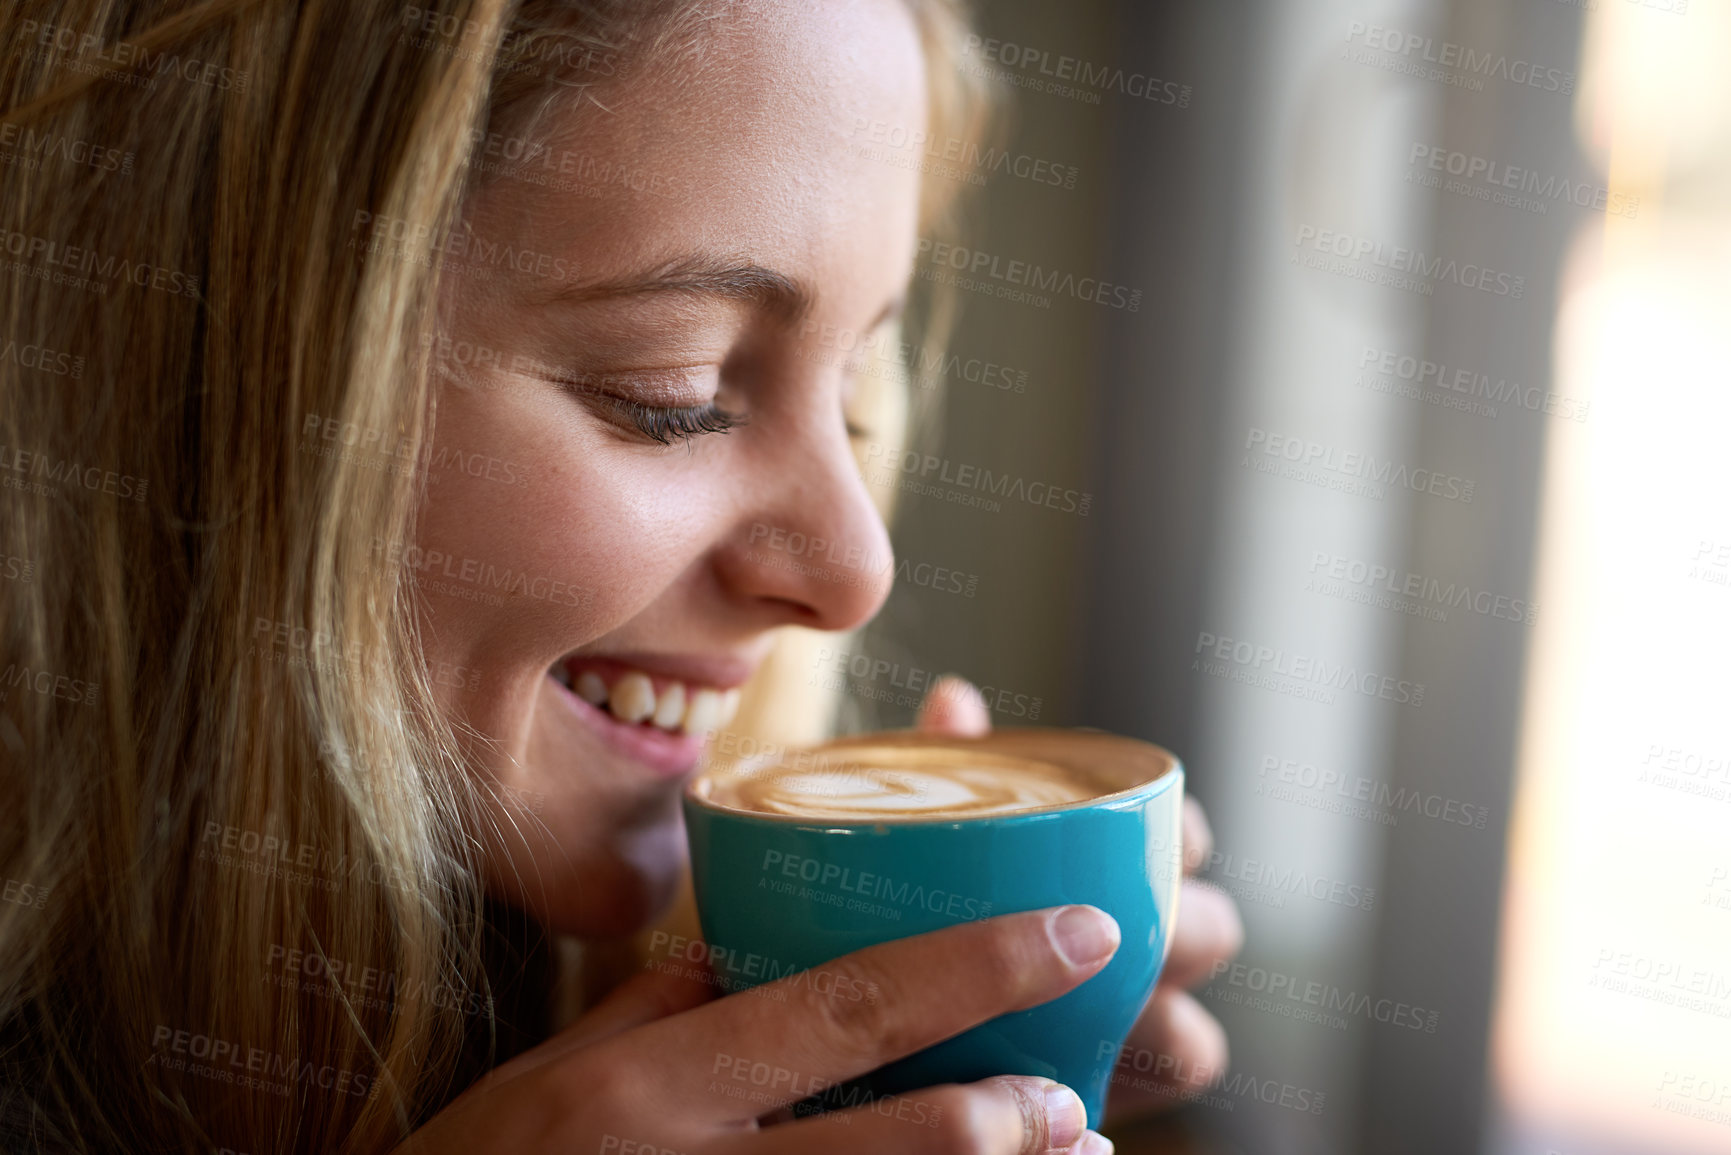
[714,426,895,633]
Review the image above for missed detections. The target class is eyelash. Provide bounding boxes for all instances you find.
[606,397,743,445]
[548,370,742,446]
[555,374,860,444]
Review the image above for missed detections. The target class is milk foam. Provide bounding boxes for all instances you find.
[707,748,1104,820]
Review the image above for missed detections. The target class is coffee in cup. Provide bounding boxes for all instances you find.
[684,727,1185,1128]
[697,744,1115,821]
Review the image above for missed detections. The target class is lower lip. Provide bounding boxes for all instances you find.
[547,672,707,778]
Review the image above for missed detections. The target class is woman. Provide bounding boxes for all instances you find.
[0,0,1241,1151]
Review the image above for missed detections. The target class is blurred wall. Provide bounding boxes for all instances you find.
[870,2,1590,1154]
[848,0,1118,731]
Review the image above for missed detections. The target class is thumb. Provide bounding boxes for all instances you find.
[915,674,993,736]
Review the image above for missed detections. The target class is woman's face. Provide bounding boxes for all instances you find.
[414,0,924,936]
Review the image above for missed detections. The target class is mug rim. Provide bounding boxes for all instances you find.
[684,726,1183,826]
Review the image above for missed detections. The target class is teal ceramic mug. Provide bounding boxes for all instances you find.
[682,727,1185,1128]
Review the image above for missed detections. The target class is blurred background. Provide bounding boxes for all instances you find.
[842,0,1731,1152]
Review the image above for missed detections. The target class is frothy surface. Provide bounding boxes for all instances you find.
[702,746,1107,820]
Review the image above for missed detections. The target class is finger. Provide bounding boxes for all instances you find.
[1102,988,1228,1124]
[722,1076,1103,1155]
[1181,795,1213,875]
[1159,877,1244,989]
[914,674,992,736]
[617,905,1121,1123]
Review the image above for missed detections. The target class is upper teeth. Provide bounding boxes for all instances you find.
[556,665,739,735]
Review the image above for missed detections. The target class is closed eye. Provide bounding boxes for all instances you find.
[605,397,744,445]
[546,367,743,446]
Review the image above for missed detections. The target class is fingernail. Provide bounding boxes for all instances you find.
[1042,1082,1085,1150]
[1050,905,1120,968]
[1075,1131,1114,1154]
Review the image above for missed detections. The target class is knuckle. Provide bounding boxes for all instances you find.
[1002,1080,1051,1151]
[805,956,911,1057]
[974,919,1039,998]
[800,922,1048,1076]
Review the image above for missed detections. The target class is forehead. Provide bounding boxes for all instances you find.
[462,0,928,304]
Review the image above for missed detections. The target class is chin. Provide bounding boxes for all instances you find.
[516,812,690,939]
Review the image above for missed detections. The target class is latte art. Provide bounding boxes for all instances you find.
[705,746,1108,820]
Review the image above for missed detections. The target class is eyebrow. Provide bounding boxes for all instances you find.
[533,254,817,326]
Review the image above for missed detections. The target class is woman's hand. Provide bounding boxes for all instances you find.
[397,905,1122,1154]
[915,676,1245,1123]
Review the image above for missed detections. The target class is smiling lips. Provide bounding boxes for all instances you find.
[552,659,742,736]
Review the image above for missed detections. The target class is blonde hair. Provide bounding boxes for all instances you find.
[0,1,993,1150]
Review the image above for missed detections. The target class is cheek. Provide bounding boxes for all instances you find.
[414,384,715,663]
